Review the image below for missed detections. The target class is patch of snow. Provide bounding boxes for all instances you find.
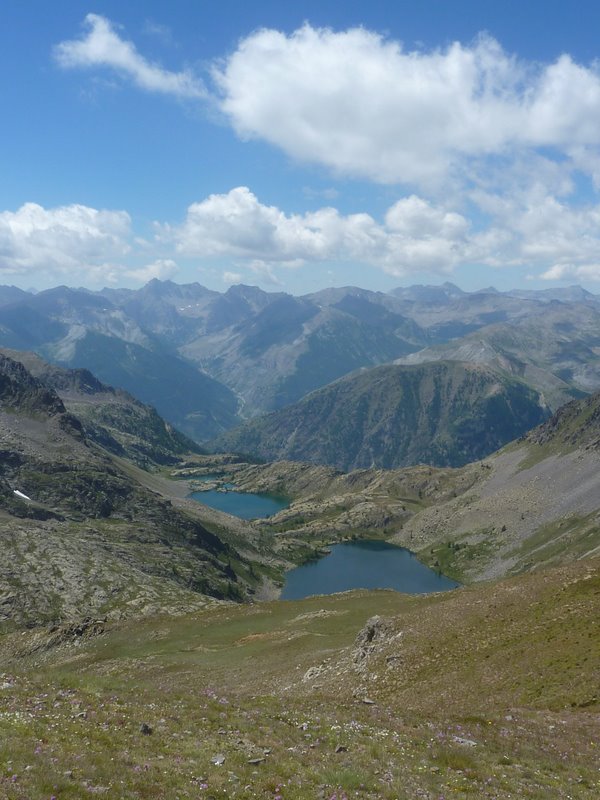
[13,490,31,501]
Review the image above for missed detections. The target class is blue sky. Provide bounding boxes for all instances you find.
[3,1,600,294]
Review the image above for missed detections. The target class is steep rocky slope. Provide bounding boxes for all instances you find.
[0,353,276,628]
[211,361,549,470]
[0,348,203,467]
[526,388,600,450]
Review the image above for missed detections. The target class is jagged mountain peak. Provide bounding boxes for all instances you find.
[0,351,66,417]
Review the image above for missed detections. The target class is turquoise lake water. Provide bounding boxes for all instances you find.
[190,488,288,520]
[280,539,460,599]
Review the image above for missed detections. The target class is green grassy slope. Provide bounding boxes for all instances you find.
[0,558,597,799]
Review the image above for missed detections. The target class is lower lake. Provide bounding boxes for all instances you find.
[190,488,288,520]
[280,539,460,600]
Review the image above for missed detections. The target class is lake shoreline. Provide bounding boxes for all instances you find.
[175,461,462,602]
[279,538,460,601]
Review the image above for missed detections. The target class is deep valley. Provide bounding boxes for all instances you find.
[0,281,598,799]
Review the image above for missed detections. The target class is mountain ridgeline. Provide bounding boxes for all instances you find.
[211,361,550,470]
[395,300,600,411]
[525,387,600,450]
[0,348,204,467]
[0,280,598,449]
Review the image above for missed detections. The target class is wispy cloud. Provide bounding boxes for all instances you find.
[142,20,177,48]
[54,13,205,99]
[540,263,600,281]
[222,270,243,285]
[125,258,179,283]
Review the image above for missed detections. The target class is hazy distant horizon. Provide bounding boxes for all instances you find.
[5,276,599,301]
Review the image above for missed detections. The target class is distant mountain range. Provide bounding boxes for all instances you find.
[395,300,600,411]
[0,280,598,453]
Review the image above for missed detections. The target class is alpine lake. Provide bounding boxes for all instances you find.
[190,479,459,599]
[190,481,288,520]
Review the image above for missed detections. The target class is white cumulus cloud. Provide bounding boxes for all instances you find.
[160,185,600,283]
[160,186,471,276]
[54,13,205,98]
[0,203,132,279]
[53,17,600,207]
[214,25,600,187]
[7,189,600,287]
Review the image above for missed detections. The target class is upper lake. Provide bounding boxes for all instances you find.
[280,539,460,600]
[190,488,288,520]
